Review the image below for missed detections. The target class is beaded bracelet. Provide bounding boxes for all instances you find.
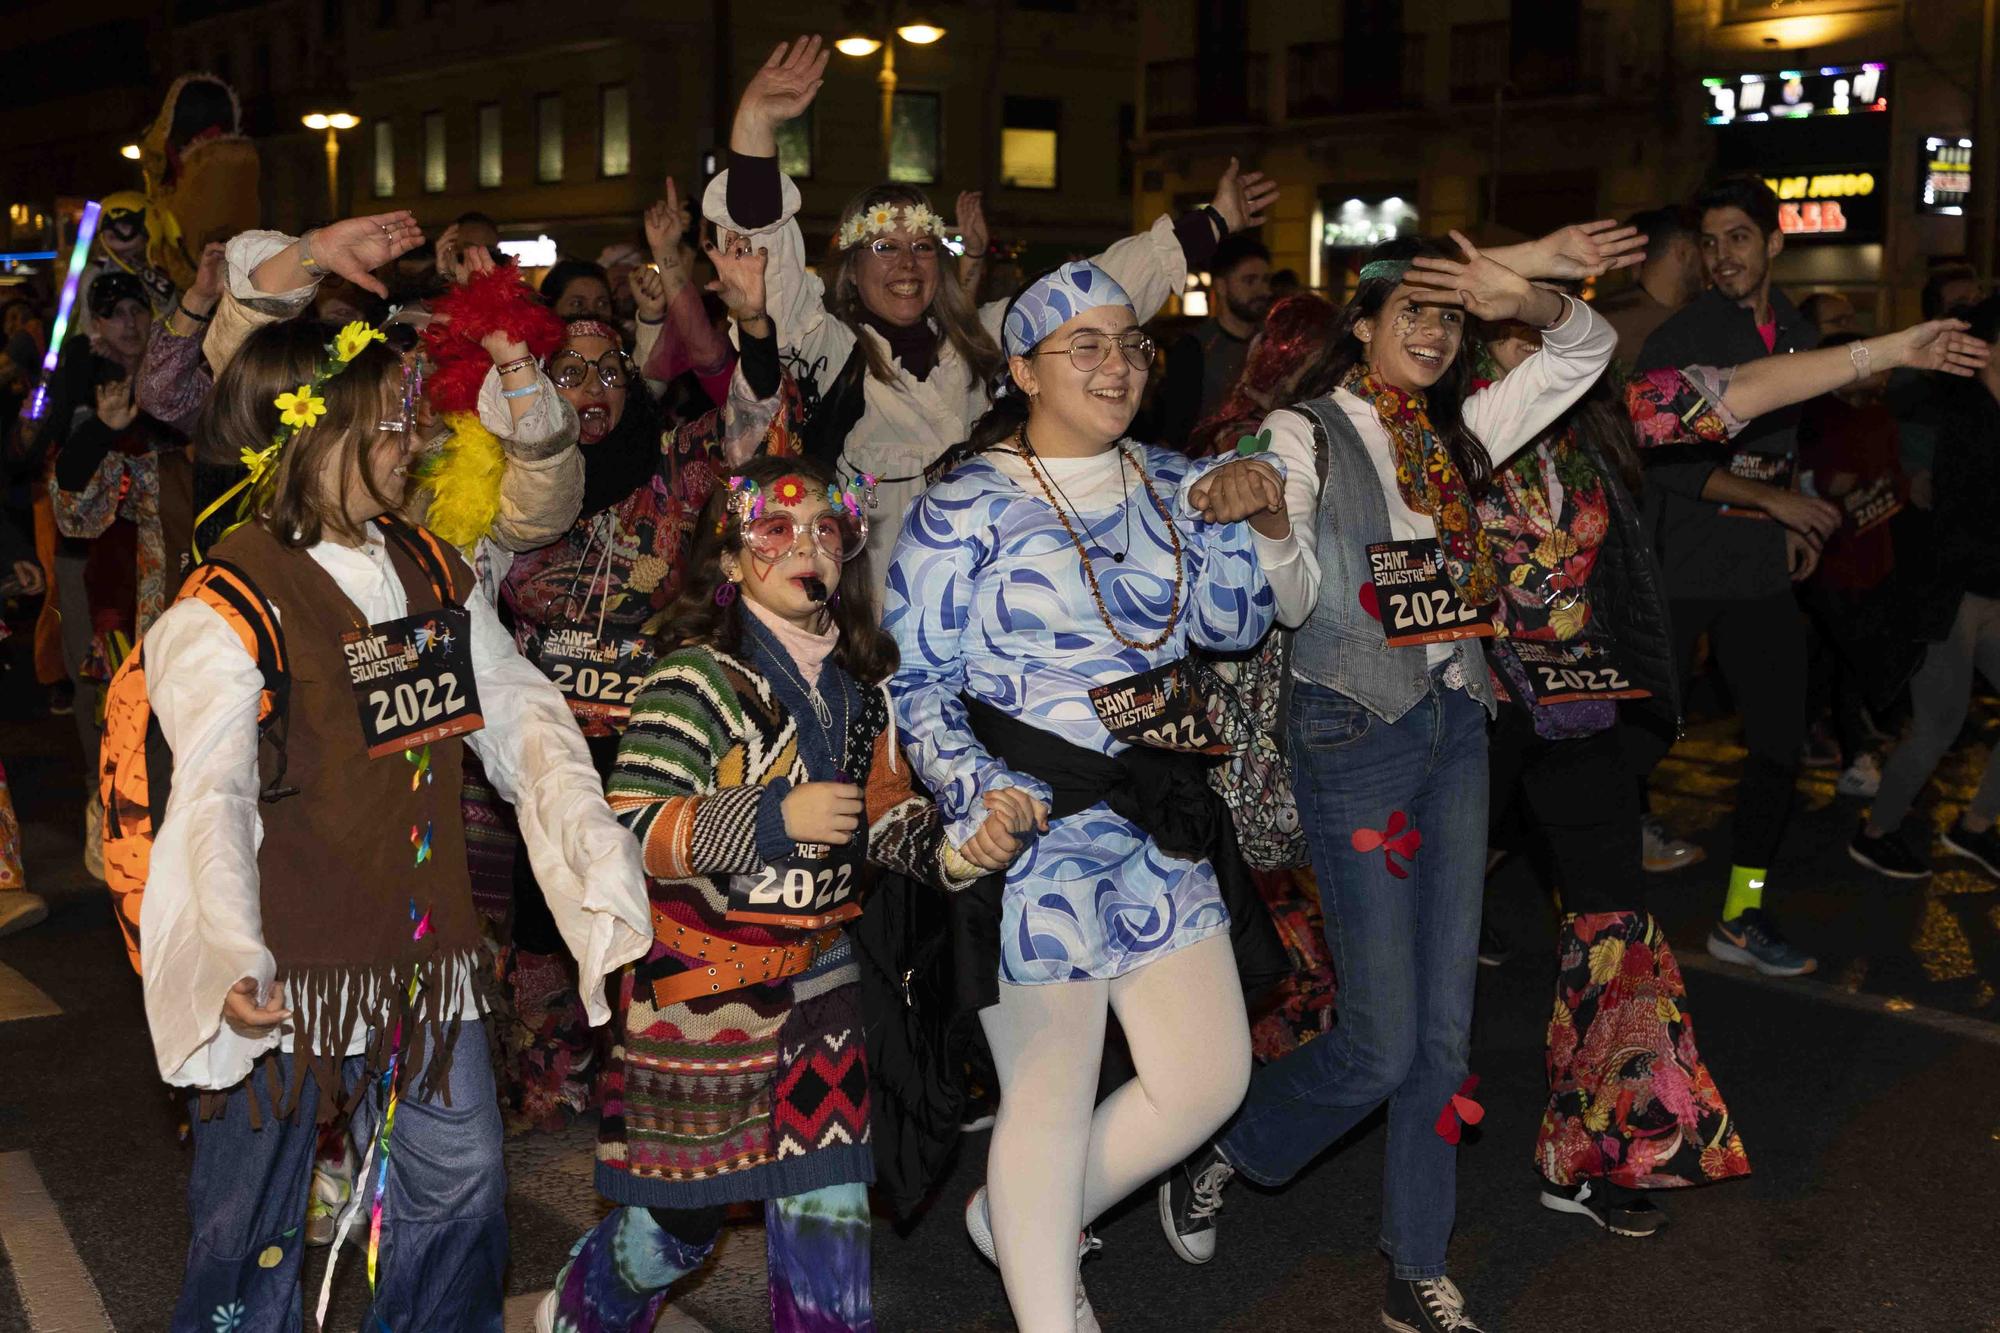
[494,355,536,377]
[501,383,540,400]
[175,301,214,325]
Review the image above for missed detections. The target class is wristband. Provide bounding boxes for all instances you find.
[1849,341,1871,382]
[501,383,540,400]
[1538,292,1573,331]
[494,355,536,376]
[637,314,664,326]
[175,300,214,325]
[1199,203,1227,238]
[297,231,320,273]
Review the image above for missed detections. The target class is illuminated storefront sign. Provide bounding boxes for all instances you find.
[1920,136,1972,217]
[1761,171,1874,236]
[1703,63,1888,126]
[1320,195,1418,249]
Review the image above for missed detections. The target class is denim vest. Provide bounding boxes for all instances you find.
[1285,395,1497,723]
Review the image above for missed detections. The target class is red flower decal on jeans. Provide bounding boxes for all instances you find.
[1435,1074,1485,1144]
[1350,810,1421,878]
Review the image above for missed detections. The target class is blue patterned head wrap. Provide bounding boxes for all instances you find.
[1002,260,1135,357]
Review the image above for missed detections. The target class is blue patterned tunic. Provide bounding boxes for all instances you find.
[885,443,1276,985]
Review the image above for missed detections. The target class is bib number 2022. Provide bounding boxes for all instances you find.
[744,862,854,913]
[1388,587,1481,633]
[549,663,643,704]
[369,671,466,733]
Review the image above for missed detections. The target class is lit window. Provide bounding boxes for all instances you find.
[536,94,563,184]
[890,92,940,186]
[1002,96,1060,190]
[422,110,445,194]
[600,85,630,178]
[478,103,502,188]
[372,120,395,198]
[776,109,813,179]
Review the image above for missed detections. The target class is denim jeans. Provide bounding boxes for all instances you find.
[1217,675,1486,1280]
[172,1020,507,1333]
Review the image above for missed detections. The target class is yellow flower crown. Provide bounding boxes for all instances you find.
[193,318,393,557]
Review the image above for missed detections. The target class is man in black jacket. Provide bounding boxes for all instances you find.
[1632,174,1839,979]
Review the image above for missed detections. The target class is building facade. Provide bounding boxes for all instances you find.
[1132,0,1990,326]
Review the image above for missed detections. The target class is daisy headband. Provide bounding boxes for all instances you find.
[837,201,948,250]
[1002,260,1134,358]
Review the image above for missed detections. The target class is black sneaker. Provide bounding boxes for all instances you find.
[1539,1178,1666,1238]
[1158,1144,1233,1264]
[1940,820,2000,878]
[1707,908,1817,977]
[1476,922,1510,968]
[1848,824,1933,880]
[1382,1275,1488,1332]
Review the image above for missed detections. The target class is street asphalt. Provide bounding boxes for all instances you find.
[3,698,1998,1332]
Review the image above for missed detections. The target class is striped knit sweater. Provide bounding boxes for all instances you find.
[596,641,966,1207]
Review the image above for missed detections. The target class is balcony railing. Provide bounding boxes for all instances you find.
[1283,35,1428,117]
[1145,54,1269,132]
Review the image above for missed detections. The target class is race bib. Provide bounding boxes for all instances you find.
[726,839,863,930]
[1088,660,1229,754]
[1505,637,1650,705]
[343,608,484,758]
[1842,474,1902,534]
[1367,540,1495,648]
[1717,451,1794,519]
[535,627,654,724]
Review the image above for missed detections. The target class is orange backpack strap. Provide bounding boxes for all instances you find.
[180,559,296,800]
[375,516,469,606]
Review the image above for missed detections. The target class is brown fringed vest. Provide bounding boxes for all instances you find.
[205,518,482,1124]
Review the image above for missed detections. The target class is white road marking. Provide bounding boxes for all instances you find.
[0,962,60,1023]
[0,1151,114,1331]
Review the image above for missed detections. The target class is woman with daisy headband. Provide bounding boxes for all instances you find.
[885,259,1286,1330]
[138,309,651,1331]
[535,454,1018,1333]
[706,36,1277,584]
[1152,229,1628,1333]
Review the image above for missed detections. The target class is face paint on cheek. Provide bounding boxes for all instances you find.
[1391,307,1418,338]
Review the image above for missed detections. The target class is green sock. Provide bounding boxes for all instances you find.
[1721,865,1766,922]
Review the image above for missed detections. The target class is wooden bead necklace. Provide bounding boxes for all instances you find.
[1013,428,1184,652]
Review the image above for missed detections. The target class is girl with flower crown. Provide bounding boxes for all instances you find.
[536,454,1025,1333]
[137,288,651,1330]
[492,231,800,1131]
[705,37,1279,585]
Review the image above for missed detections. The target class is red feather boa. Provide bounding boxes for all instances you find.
[421,262,565,414]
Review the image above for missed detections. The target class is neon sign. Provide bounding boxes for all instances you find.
[1703,63,1888,126]
[1920,136,1972,217]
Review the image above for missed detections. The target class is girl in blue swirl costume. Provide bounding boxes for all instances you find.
[885,261,1288,1331]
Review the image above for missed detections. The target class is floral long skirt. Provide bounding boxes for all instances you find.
[0,759,24,892]
[1249,865,1337,1063]
[1538,910,1751,1189]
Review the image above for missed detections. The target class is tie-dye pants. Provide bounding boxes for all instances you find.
[549,1182,873,1332]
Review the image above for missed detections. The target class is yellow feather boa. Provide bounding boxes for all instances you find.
[416,411,506,548]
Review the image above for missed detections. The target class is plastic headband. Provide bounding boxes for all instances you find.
[192,318,394,558]
[828,471,878,520]
[837,202,948,250]
[1359,259,1410,285]
[1003,261,1134,358]
[556,319,623,346]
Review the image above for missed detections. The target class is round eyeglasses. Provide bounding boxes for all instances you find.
[547,349,634,390]
[1033,330,1156,374]
[863,238,941,265]
[741,511,869,564]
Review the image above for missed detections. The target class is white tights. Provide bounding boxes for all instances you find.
[977,932,1251,1331]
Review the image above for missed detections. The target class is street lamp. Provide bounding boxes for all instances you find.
[302,111,360,217]
[837,5,946,180]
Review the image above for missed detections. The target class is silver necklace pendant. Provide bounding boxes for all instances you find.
[808,689,833,729]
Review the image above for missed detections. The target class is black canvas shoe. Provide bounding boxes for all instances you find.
[1539,1177,1666,1238]
[1848,823,1933,880]
[1158,1144,1234,1264]
[1941,819,2000,878]
[1382,1275,1489,1332]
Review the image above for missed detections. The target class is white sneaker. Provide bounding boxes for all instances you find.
[304,1143,356,1247]
[0,892,49,939]
[1836,754,1883,798]
[965,1186,1101,1329]
[1640,816,1704,873]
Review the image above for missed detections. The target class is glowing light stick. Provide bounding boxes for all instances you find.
[21,200,102,423]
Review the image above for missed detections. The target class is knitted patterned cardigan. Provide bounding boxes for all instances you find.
[597,641,969,1208]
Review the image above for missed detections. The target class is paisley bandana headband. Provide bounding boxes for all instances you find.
[1359,259,1410,285]
[1003,260,1135,357]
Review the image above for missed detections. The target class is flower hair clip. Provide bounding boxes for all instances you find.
[726,475,765,525]
[827,471,878,519]
[837,203,950,250]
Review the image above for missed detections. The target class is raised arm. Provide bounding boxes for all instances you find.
[1717,319,1987,422]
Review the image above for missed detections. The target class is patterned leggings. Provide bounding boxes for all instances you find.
[550,1182,873,1332]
